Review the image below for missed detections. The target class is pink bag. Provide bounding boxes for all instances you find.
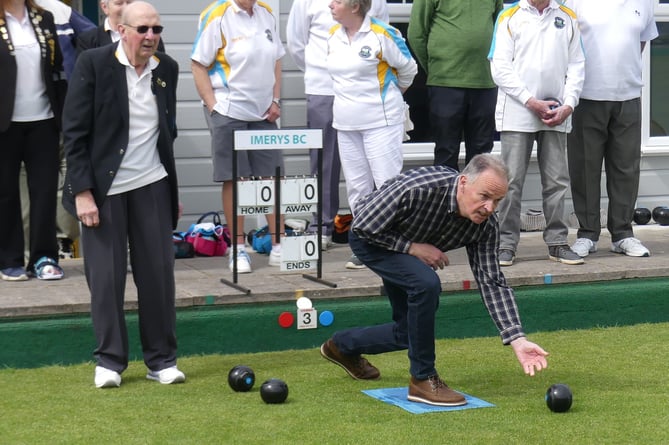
[186,212,230,257]
[190,227,228,256]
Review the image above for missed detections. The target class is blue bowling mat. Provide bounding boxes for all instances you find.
[362,386,495,414]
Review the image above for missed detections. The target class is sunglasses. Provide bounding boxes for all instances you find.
[124,24,164,34]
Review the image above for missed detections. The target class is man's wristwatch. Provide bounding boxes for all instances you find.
[272,98,281,108]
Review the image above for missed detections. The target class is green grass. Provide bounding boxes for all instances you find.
[2,323,668,444]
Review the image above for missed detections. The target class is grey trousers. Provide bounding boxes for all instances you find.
[567,98,641,243]
[497,131,570,252]
[307,94,341,235]
[81,179,177,373]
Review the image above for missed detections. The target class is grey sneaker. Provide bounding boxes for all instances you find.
[0,267,29,281]
[345,254,366,270]
[571,238,597,257]
[611,237,650,257]
[498,249,515,267]
[548,245,585,265]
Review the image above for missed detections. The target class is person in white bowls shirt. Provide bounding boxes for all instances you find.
[286,0,388,254]
[191,0,286,274]
[326,0,417,269]
[488,0,585,267]
[564,0,658,259]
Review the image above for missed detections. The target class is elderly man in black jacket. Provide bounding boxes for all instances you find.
[63,1,183,389]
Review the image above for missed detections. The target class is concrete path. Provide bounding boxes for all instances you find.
[1,225,667,319]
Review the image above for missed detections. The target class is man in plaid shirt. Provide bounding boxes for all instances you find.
[320,154,548,406]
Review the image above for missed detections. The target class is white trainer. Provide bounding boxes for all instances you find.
[146,366,185,384]
[571,238,597,257]
[94,366,121,388]
[229,250,252,273]
[611,237,650,257]
[269,248,281,266]
[321,235,333,251]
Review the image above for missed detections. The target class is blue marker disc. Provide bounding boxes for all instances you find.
[319,310,334,326]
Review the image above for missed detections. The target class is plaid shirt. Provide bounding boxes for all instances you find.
[352,166,525,344]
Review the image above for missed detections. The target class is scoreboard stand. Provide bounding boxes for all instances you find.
[220,129,337,294]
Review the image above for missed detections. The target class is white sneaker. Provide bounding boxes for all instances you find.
[571,238,597,257]
[146,366,186,384]
[94,366,121,388]
[229,250,252,273]
[611,237,650,257]
[269,248,281,266]
[321,235,333,251]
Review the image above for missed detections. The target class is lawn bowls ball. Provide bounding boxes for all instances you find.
[228,365,255,392]
[260,378,289,404]
[546,383,572,413]
[633,207,652,225]
[652,206,669,225]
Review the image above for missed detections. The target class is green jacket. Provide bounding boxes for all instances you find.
[408,0,503,89]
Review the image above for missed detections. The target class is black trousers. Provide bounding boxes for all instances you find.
[0,119,59,270]
[427,86,497,171]
[82,178,177,373]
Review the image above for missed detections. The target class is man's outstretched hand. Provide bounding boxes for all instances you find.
[510,337,549,376]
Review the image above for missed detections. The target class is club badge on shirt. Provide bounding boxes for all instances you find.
[554,17,565,29]
[359,46,372,59]
[265,29,273,42]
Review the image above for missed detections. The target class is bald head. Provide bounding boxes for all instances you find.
[121,1,158,25]
[119,1,162,69]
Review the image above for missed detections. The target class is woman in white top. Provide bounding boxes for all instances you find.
[327,0,417,217]
[286,0,388,251]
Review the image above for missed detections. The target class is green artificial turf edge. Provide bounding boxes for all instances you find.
[1,277,669,369]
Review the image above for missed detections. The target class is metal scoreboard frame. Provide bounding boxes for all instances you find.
[221,129,337,294]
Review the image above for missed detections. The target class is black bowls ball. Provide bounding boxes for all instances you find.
[228,365,255,392]
[546,383,573,413]
[260,378,289,404]
[633,207,652,225]
[652,206,669,226]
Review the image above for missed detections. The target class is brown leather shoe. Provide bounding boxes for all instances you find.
[408,375,467,406]
[320,339,380,380]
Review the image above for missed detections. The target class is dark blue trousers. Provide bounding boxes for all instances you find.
[333,231,442,379]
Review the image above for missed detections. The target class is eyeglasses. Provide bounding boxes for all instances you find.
[124,24,164,34]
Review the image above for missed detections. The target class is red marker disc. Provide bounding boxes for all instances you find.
[278,311,295,328]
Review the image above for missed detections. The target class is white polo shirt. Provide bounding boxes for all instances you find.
[6,8,53,122]
[489,0,585,132]
[564,0,658,101]
[191,0,285,121]
[286,0,389,96]
[327,16,417,131]
[107,43,167,196]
